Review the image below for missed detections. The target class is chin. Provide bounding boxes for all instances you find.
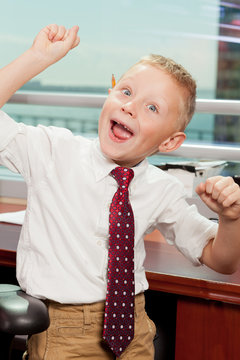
[99,141,116,161]
[102,147,127,166]
[99,133,134,165]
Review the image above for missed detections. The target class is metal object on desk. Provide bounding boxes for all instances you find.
[233,175,240,186]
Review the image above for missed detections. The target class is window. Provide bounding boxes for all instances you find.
[2,0,221,138]
[1,0,240,196]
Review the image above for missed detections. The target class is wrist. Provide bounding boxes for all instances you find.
[218,214,240,225]
[26,47,53,69]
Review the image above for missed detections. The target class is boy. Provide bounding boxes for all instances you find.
[0,24,240,360]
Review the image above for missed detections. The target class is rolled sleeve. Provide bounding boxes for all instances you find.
[155,178,218,266]
[173,204,218,265]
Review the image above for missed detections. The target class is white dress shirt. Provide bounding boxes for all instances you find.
[0,110,218,304]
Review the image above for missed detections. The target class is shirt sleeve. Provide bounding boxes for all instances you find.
[0,110,19,151]
[155,177,218,265]
[0,110,65,184]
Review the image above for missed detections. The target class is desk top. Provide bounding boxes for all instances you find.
[1,203,240,305]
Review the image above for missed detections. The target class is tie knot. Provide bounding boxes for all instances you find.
[110,167,134,189]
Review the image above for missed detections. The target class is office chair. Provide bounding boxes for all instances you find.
[0,284,50,359]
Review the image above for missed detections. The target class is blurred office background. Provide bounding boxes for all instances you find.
[0,0,240,180]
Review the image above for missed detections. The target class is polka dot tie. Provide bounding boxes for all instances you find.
[103,167,135,357]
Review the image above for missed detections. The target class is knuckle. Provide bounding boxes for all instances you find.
[51,23,58,31]
[234,183,240,191]
[206,178,213,185]
[220,189,228,198]
[214,183,221,192]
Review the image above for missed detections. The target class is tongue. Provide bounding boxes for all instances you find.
[112,123,132,140]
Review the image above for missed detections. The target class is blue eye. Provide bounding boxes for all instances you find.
[122,89,131,96]
[147,104,157,112]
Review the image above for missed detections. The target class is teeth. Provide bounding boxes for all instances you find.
[116,121,132,133]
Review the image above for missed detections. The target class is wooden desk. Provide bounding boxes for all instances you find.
[144,239,240,360]
[1,204,240,359]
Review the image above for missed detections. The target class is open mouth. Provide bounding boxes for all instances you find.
[110,120,134,141]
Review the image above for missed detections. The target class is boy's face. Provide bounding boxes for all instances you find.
[98,64,186,168]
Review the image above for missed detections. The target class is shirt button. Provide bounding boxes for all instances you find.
[97,240,102,246]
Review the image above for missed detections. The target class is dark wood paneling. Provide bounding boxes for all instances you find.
[0,249,16,267]
[175,296,240,360]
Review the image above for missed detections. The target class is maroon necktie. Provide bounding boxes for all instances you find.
[103,167,135,357]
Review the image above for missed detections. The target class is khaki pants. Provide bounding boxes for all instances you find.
[27,293,156,360]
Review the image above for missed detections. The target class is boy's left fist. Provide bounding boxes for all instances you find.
[196,176,240,220]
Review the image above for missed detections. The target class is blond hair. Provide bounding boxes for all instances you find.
[131,54,196,130]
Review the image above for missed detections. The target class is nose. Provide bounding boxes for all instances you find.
[121,101,136,118]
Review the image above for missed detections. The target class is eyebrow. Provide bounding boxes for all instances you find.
[119,74,134,83]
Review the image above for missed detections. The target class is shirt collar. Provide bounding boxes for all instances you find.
[91,138,149,182]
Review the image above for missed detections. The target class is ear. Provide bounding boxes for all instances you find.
[108,88,112,95]
[158,132,186,153]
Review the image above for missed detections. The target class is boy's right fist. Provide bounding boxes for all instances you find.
[31,24,80,65]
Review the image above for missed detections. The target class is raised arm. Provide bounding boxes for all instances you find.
[196,176,240,274]
[0,24,80,108]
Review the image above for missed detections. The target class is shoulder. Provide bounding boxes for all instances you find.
[23,124,93,148]
[134,162,187,205]
[0,110,20,149]
[145,163,185,189]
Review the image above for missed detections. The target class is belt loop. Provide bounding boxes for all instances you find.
[83,304,91,325]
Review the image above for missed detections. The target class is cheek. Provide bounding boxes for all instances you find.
[140,118,162,138]
[98,115,103,133]
[98,107,108,130]
[99,98,115,122]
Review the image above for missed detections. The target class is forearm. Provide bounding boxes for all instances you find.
[0,24,80,109]
[201,216,240,274]
[0,48,50,108]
